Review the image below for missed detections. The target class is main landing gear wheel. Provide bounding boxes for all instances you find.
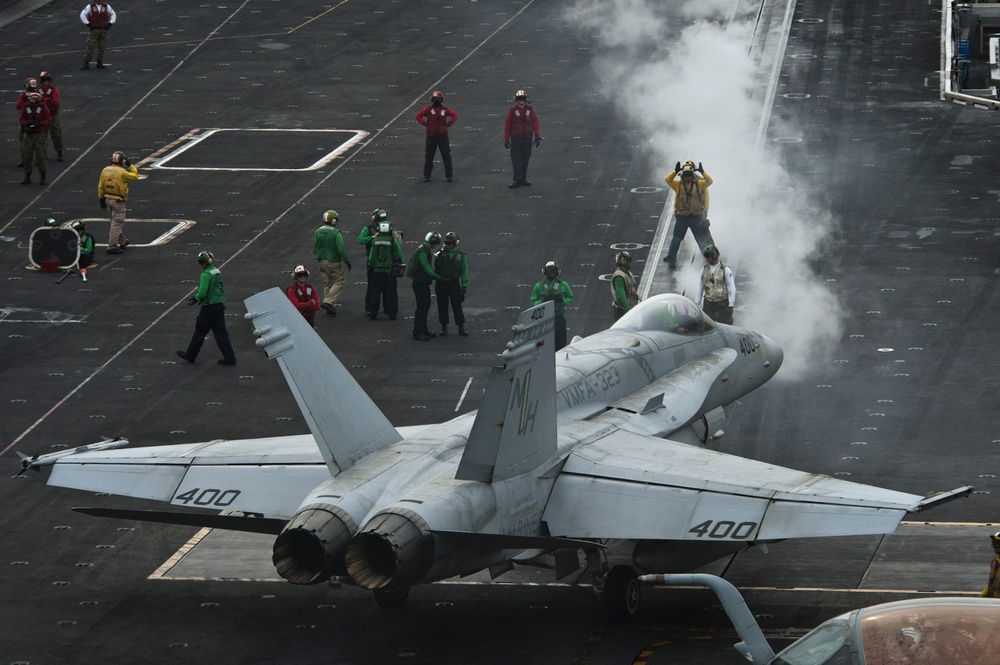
[373,586,410,609]
[602,565,640,622]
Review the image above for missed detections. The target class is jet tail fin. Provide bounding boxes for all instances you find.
[243,288,402,476]
[456,302,557,482]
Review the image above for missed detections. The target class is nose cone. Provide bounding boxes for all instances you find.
[760,333,783,378]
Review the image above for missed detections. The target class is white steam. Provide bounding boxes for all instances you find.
[566,0,843,380]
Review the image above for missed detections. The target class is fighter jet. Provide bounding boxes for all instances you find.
[39,289,970,620]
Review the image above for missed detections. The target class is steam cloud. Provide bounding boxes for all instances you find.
[566,0,843,380]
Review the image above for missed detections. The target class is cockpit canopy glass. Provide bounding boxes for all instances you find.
[770,598,1000,665]
[611,293,715,335]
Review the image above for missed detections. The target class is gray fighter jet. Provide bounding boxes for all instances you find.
[40,289,970,620]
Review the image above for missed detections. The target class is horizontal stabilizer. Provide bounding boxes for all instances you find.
[432,529,605,552]
[74,507,287,535]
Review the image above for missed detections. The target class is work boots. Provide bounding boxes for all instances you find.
[96,60,106,69]
[439,325,448,337]
[458,325,469,337]
[38,172,46,186]
[21,174,30,185]
[81,60,89,70]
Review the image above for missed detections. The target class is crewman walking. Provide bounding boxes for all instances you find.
[313,210,351,316]
[38,72,63,161]
[176,251,237,366]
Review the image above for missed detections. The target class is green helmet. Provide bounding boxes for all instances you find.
[371,208,388,223]
[425,231,442,246]
[44,217,58,226]
[323,210,339,224]
[71,221,86,230]
[616,251,631,266]
[197,250,215,264]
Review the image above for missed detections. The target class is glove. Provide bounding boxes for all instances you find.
[697,162,704,173]
[187,297,197,306]
[674,161,681,171]
[346,262,352,272]
[533,137,542,148]
[99,198,107,209]
[504,139,510,149]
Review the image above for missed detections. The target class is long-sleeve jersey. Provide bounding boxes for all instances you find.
[415,104,458,136]
[504,103,541,140]
[98,163,139,200]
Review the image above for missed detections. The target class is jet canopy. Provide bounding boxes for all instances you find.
[771,597,1000,665]
[611,293,715,335]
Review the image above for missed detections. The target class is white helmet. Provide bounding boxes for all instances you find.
[292,265,309,277]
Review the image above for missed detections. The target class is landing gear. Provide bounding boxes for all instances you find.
[602,565,641,622]
[373,586,409,609]
[585,548,641,622]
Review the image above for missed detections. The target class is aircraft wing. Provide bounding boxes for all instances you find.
[46,427,434,519]
[543,427,930,542]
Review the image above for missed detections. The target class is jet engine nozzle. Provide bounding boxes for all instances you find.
[272,504,356,585]
[345,509,434,589]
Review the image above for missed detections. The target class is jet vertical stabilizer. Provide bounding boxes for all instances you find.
[456,303,557,482]
[244,288,402,476]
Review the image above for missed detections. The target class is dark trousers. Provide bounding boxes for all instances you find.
[424,136,452,179]
[185,303,236,362]
[554,314,568,350]
[411,280,432,337]
[703,300,734,325]
[367,272,398,318]
[435,281,465,326]
[664,214,714,266]
[509,137,533,183]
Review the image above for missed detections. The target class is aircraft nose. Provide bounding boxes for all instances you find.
[760,333,783,374]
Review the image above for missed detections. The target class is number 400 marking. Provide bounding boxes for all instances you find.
[688,520,757,539]
[174,488,241,507]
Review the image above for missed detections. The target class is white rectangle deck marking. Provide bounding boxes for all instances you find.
[151,128,369,172]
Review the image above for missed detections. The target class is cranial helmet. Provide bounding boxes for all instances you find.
[378,222,391,234]
[40,71,52,81]
[992,532,1000,544]
[292,264,309,277]
[371,208,388,223]
[44,218,58,226]
[323,210,339,224]
[681,161,696,174]
[616,251,632,265]
[543,260,559,274]
[71,221,86,230]
[431,91,444,102]
[111,151,128,165]
[28,92,41,102]
[425,232,442,246]
[703,244,720,260]
[444,231,459,243]
[25,77,37,90]
[197,250,215,264]
[514,89,528,100]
